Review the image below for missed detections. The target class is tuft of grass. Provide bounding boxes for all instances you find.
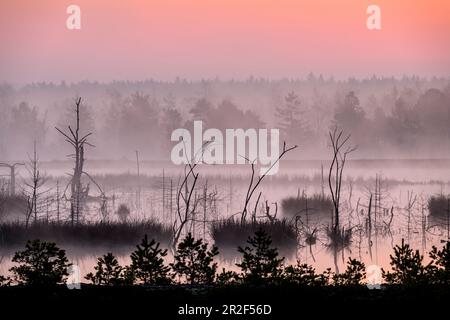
[305,229,318,246]
[0,220,171,251]
[281,194,333,218]
[0,194,27,219]
[428,195,450,220]
[326,226,352,252]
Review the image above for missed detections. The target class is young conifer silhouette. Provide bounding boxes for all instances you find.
[237,229,284,284]
[170,233,219,284]
[85,252,125,286]
[129,234,171,285]
[9,239,71,286]
[382,239,426,285]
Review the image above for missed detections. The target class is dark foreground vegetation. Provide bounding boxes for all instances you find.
[1,229,450,317]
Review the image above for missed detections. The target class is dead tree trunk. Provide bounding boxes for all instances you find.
[240,142,297,224]
[136,150,141,213]
[23,141,47,227]
[56,97,93,226]
[328,127,356,233]
[0,163,24,196]
[172,162,200,249]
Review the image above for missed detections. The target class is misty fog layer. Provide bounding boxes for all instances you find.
[0,76,450,161]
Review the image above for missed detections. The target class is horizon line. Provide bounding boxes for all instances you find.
[3,74,450,88]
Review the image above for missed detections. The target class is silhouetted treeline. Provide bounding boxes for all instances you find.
[1,76,449,160]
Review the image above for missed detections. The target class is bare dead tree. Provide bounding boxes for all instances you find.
[328,127,356,232]
[56,97,94,226]
[263,200,278,223]
[321,163,325,200]
[0,188,6,221]
[240,141,297,224]
[23,141,48,227]
[172,162,200,249]
[136,150,141,213]
[56,180,61,222]
[171,140,210,249]
[251,192,262,223]
[383,205,395,247]
[405,190,417,244]
[0,162,24,196]
[367,193,373,260]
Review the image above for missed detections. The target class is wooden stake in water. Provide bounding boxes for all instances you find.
[170,179,173,223]
[321,163,325,200]
[56,180,60,223]
[421,203,426,254]
[163,169,165,220]
[135,150,141,214]
[447,197,450,241]
[368,193,373,261]
[203,180,207,239]
[229,173,232,215]
[46,197,49,223]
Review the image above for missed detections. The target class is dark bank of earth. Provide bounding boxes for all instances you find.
[1,284,448,318]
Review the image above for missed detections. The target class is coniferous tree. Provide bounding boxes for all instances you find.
[9,240,71,286]
[237,229,284,285]
[215,268,238,286]
[284,262,328,286]
[129,235,171,285]
[427,242,450,284]
[333,258,366,286]
[275,92,310,143]
[0,275,11,287]
[382,239,427,285]
[85,252,125,286]
[170,233,219,284]
[334,91,365,133]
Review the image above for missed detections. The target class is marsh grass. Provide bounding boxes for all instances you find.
[428,195,449,219]
[281,194,333,218]
[0,195,27,219]
[326,226,352,251]
[0,220,171,250]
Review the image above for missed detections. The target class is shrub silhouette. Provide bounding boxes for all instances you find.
[85,253,127,286]
[116,204,131,222]
[9,239,71,286]
[281,194,333,218]
[284,262,331,286]
[170,233,219,284]
[427,195,448,219]
[333,258,366,286]
[215,268,238,286]
[326,226,352,251]
[0,275,11,287]
[427,242,450,284]
[129,234,171,285]
[237,229,284,284]
[382,239,427,285]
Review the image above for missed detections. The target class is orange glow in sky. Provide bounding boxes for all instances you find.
[0,0,449,82]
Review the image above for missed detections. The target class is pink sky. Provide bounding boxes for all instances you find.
[1,0,449,83]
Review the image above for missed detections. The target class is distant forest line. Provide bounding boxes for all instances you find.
[0,75,449,161]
